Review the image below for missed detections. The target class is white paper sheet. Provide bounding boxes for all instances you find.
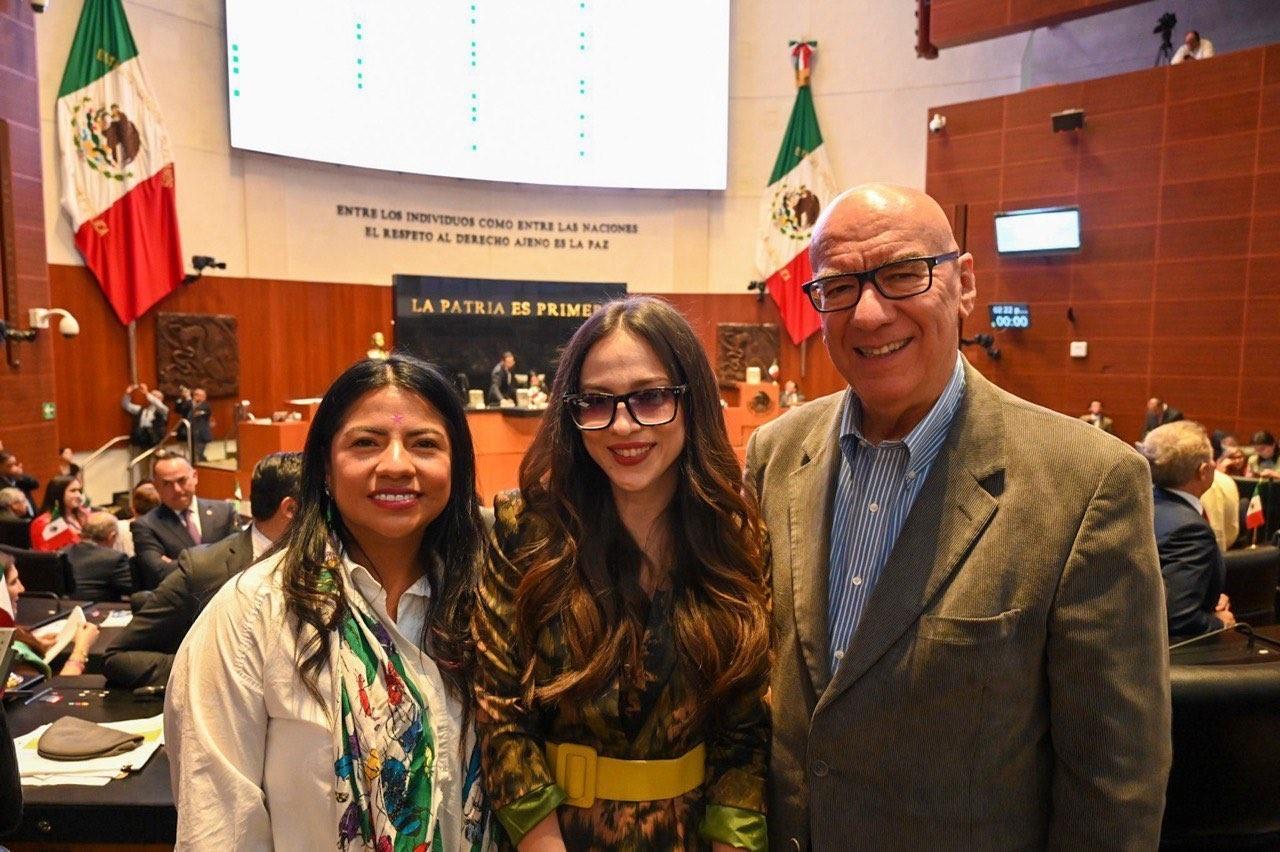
[36,606,86,664]
[15,713,164,787]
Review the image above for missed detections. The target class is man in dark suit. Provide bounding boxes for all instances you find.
[104,452,300,688]
[0,488,32,549]
[0,451,38,518]
[1141,420,1235,638]
[747,184,1170,849]
[175,386,214,461]
[65,511,133,601]
[487,350,517,405]
[131,451,239,590]
[1142,396,1184,438]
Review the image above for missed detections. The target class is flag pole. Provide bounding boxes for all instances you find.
[126,320,138,384]
[800,336,807,377]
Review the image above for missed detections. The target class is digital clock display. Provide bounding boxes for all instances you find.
[989,303,1030,329]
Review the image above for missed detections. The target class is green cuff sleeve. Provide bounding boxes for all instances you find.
[699,804,767,851]
[13,641,51,677]
[495,782,567,846]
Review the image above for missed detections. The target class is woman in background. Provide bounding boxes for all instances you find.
[29,475,89,552]
[474,296,771,850]
[1248,430,1279,479]
[167,356,491,850]
[4,553,100,676]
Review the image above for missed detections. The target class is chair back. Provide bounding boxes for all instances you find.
[1222,545,1280,626]
[1163,659,1280,847]
[0,517,30,549]
[0,544,75,597]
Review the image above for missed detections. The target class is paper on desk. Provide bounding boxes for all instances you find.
[99,609,133,628]
[15,713,164,786]
[34,606,86,664]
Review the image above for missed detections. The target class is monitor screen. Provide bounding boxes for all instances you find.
[994,207,1081,255]
[224,1,730,190]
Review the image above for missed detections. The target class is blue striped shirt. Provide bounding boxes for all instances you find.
[827,354,966,672]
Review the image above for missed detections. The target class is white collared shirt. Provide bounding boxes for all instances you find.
[166,551,466,850]
[1169,487,1204,517]
[249,524,272,559]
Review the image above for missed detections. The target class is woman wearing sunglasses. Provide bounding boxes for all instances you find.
[473,296,771,850]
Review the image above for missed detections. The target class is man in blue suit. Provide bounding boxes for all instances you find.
[1140,420,1235,638]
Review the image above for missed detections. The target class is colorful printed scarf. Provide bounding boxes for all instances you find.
[327,558,488,851]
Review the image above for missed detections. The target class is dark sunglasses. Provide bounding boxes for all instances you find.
[563,385,688,430]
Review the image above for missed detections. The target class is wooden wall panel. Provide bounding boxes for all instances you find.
[0,2,58,498]
[48,267,850,454]
[927,44,1280,441]
[930,0,1144,50]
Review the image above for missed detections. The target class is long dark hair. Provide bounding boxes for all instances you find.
[38,475,80,519]
[512,296,770,731]
[280,355,487,703]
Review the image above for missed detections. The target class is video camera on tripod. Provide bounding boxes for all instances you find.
[1153,12,1177,66]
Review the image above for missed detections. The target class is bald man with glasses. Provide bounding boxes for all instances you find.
[746,184,1170,850]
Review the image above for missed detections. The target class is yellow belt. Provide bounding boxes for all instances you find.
[546,741,706,808]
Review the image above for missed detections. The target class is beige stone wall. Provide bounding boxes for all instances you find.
[37,0,1027,293]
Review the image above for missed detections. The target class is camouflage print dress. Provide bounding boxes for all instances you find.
[473,492,768,850]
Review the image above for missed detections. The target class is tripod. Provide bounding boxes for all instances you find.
[1154,37,1174,66]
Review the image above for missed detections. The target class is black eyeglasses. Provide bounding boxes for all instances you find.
[564,386,688,430]
[802,250,962,313]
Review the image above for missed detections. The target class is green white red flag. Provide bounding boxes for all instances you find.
[56,0,183,326]
[1245,482,1265,530]
[755,41,837,346]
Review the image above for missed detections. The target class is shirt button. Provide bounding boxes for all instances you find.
[851,576,863,586]
[834,650,845,661]
[868,502,879,513]
[906,470,917,480]
[812,759,829,777]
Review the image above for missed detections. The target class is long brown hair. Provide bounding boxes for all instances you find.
[512,296,770,730]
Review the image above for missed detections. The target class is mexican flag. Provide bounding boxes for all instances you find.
[755,41,837,346]
[56,0,183,326]
[1246,482,1265,530]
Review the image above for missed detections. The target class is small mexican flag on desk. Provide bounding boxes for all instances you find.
[56,0,183,326]
[1246,482,1265,532]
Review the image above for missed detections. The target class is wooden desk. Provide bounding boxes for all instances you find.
[467,409,542,503]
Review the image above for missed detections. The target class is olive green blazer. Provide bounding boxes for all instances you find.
[746,360,1171,851]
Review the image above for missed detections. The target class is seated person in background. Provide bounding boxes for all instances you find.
[29,475,89,552]
[0,487,28,521]
[1200,467,1241,553]
[779,379,806,407]
[175,386,214,461]
[1218,445,1248,476]
[121,383,169,451]
[527,372,549,406]
[56,446,80,478]
[4,553,100,676]
[1171,30,1214,64]
[1140,421,1234,638]
[66,511,134,601]
[1142,396,1183,438]
[1247,430,1279,479]
[115,480,160,558]
[104,452,301,688]
[1079,399,1114,434]
[0,487,29,547]
[0,451,38,518]
[488,349,517,405]
[131,451,239,590]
